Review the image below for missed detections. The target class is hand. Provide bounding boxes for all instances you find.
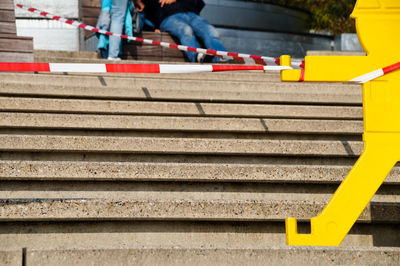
[159,0,176,7]
[136,0,145,12]
[155,29,161,33]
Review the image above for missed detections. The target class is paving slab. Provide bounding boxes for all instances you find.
[0,135,364,156]
[0,113,363,134]
[0,97,363,119]
[25,247,400,266]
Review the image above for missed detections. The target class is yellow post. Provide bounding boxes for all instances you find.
[281,0,400,246]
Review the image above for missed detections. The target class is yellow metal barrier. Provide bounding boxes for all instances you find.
[280,0,400,246]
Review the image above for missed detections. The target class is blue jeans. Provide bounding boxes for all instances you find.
[160,12,226,62]
[109,0,128,58]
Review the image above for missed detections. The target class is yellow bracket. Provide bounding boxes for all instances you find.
[280,0,400,246]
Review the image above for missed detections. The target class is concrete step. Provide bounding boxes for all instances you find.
[0,135,363,156]
[0,73,361,96]
[2,160,399,183]
[0,97,363,119]
[1,178,399,223]
[0,81,362,104]
[0,113,363,134]
[1,220,399,250]
[0,192,398,222]
[21,247,400,266]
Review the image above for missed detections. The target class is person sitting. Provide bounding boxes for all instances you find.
[146,0,227,63]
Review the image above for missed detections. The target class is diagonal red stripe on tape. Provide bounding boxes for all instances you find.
[206,49,217,55]
[0,63,50,72]
[105,64,160,73]
[382,62,400,75]
[187,47,197,52]
[298,68,305,82]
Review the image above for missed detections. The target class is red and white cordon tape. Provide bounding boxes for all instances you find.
[0,62,291,73]
[350,61,400,83]
[15,3,304,68]
[1,61,399,83]
[296,61,400,83]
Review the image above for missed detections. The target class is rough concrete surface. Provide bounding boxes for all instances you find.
[0,197,398,222]
[0,112,363,134]
[0,81,362,104]
[25,247,400,266]
[2,160,400,183]
[0,97,363,119]
[0,73,362,104]
[0,250,22,266]
[0,135,364,156]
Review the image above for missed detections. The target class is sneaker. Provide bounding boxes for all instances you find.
[196,53,206,63]
[107,57,121,61]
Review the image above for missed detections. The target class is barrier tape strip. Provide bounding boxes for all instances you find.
[2,61,399,83]
[15,3,304,68]
[350,61,400,83]
[0,62,291,73]
[294,61,400,83]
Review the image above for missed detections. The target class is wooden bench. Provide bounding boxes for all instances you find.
[0,0,33,62]
[81,0,185,61]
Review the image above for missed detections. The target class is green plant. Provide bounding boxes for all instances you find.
[264,0,357,34]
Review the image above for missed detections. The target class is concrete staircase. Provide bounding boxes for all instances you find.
[0,52,399,265]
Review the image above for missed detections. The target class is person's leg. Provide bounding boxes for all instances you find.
[160,13,200,62]
[108,0,129,58]
[138,12,145,30]
[187,12,226,62]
